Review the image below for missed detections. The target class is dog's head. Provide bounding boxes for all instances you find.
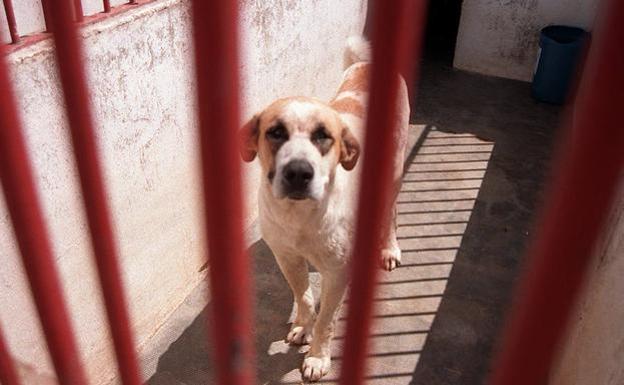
[240,97,360,201]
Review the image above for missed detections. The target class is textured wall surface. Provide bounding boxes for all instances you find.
[454,0,600,81]
[550,183,624,385]
[0,0,366,383]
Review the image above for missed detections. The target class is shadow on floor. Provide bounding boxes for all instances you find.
[147,239,311,384]
[147,63,561,385]
[148,127,495,385]
[407,62,561,385]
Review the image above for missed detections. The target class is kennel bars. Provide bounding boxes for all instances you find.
[191,1,256,384]
[1,0,624,385]
[0,324,19,385]
[1,0,19,43]
[339,1,426,383]
[2,0,141,45]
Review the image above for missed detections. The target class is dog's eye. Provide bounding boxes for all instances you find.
[311,126,332,143]
[266,124,288,141]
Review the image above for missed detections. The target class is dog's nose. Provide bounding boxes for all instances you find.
[283,159,314,191]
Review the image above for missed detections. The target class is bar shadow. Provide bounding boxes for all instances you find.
[147,120,546,384]
[282,127,498,384]
[405,146,505,385]
[405,64,561,385]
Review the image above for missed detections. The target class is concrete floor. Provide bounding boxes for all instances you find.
[146,62,561,384]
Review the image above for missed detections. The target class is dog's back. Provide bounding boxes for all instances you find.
[332,36,409,182]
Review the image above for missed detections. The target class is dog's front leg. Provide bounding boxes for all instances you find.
[274,253,316,345]
[302,269,347,382]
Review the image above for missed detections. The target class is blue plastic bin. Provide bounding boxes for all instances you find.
[532,25,588,104]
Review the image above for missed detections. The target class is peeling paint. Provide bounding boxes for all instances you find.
[454,0,598,81]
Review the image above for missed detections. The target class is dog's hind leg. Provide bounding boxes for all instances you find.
[381,202,402,271]
[302,269,348,382]
[274,253,316,345]
[380,176,403,271]
[380,78,409,272]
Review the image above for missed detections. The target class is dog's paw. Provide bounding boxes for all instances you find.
[286,323,314,345]
[381,246,402,271]
[301,354,331,382]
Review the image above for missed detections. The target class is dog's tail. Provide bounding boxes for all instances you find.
[344,35,371,69]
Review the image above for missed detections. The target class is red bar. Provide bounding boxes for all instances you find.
[339,2,427,384]
[103,0,111,13]
[2,0,20,43]
[190,1,255,384]
[0,323,21,385]
[46,2,142,385]
[40,0,52,32]
[73,0,83,22]
[0,48,88,385]
[488,0,624,384]
[128,0,136,4]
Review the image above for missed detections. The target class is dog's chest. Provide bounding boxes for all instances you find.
[260,200,353,269]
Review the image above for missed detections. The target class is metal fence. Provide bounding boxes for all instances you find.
[0,0,623,384]
[2,0,140,44]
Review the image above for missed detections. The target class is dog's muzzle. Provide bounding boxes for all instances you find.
[282,159,314,200]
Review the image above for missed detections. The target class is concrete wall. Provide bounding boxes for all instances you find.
[0,0,367,383]
[454,0,600,81]
[550,181,624,385]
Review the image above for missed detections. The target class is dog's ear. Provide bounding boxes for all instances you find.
[239,115,259,162]
[340,126,360,170]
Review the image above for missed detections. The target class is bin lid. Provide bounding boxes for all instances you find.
[542,25,588,44]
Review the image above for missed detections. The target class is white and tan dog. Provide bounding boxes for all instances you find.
[240,36,409,382]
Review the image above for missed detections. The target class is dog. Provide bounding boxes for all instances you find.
[239,36,409,382]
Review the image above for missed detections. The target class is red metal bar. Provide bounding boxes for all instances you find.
[46,2,142,385]
[0,323,21,385]
[339,1,427,384]
[40,0,52,32]
[0,48,87,385]
[488,0,624,384]
[129,1,136,4]
[2,0,20,43]
[73,0,83,22]
[190,1,255,384]
[103,0,111,13]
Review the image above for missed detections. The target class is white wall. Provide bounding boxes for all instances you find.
[550,182,624,385]
[454,0,600,81]
[0,0,367,383]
